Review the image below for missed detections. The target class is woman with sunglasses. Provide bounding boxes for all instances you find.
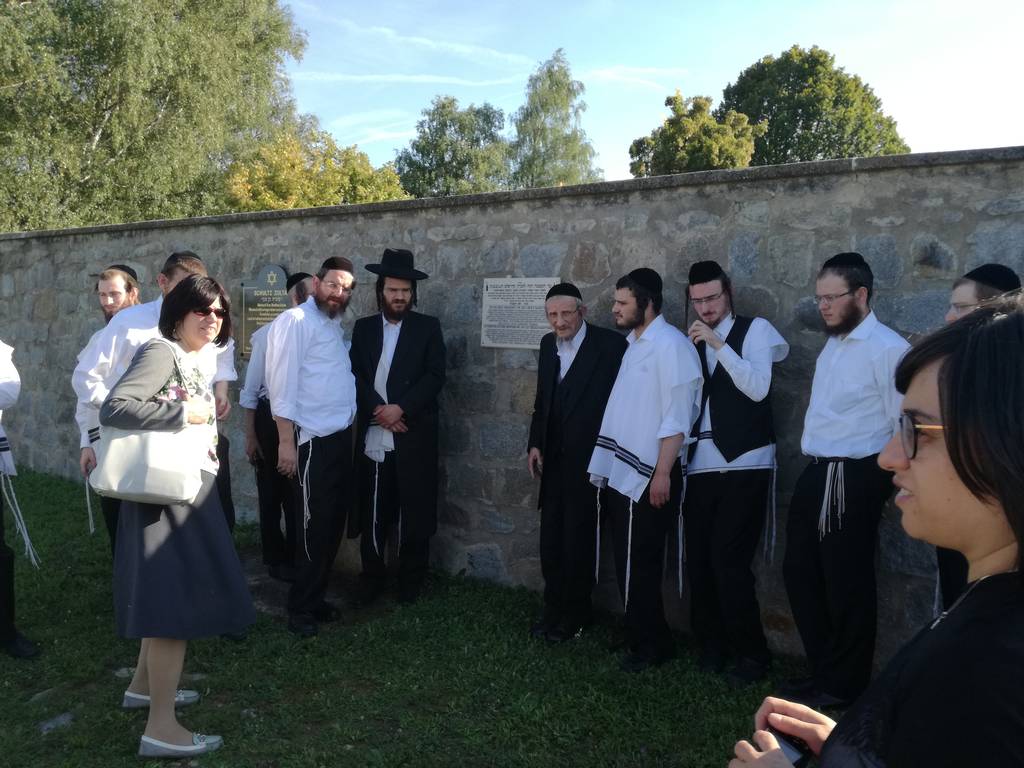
[100,275,254,759]
[729,293,1024,767]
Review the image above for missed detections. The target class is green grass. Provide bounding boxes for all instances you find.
[1,470,779,767]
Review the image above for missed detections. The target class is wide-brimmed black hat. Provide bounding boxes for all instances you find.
[365,248,429,281]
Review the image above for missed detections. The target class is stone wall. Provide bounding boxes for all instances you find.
[3,146,1023,664]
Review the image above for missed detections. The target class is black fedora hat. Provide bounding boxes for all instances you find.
[365,248,429,281]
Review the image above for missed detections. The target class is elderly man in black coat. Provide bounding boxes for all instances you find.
[349,249,446,605]
[527,283,627,642]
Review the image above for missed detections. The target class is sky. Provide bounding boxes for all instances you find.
[282,0,1024,182]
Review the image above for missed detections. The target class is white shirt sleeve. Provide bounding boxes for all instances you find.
[265,312,305,424]
[873,341,909,438]
[72,318,123,408]
[239,331,267,410]
[213,337,238,383]
[656,342,703,441]
[0,346,21,411]
[715,319,790,403]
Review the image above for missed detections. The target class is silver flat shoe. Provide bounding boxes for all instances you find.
[122,689,200,709]
[138,732,223,758]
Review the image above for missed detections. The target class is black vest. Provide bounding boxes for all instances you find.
[692,316,775,462]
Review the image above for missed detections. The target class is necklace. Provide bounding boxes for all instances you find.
[930,570,1018,629]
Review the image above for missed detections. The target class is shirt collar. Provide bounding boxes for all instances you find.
[557,320,586,352]
[629,313,667,345]
[844,311,878,342]
[302,294,338,324]
[713,313,735,340]
[381,312,403,331]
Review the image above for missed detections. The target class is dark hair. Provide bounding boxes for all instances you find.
[615,274,663,315]
[160,251,206,279]
[291,278,311,305]
[818,263,874,303]
[158,275,232,347]
[375,275,418,312]
[688,273,733,309]
[953,276,1007,303]
[895,292,1024,579]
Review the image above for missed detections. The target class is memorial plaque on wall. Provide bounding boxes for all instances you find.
[239,264,289,358]
[480,277,559,350]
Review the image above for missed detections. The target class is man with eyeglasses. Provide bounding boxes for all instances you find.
[265,256,357,638]
[780,252,909,709]
[682,260,788,686]
[935,263,1020,609]
[526,282,626,643]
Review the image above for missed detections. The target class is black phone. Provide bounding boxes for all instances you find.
[766,726,812,768]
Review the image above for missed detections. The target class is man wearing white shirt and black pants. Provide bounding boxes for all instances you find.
[684,260,789,685]
[265,256,357,638]
[781,252,909,709]
[240,272,312,583]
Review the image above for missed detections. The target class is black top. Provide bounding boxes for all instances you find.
[820,571,1024,767]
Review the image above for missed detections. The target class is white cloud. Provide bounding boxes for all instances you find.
[353,129,417,146]
[293,71,523,87]
[329,109,410,131]
[583,65,689,92]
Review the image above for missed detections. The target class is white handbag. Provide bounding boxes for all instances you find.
[89,341,210,506]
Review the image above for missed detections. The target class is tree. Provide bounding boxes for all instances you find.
[717,45,909,166]
[225,119,406,211]
[509,49,601,189]
[0,0,305,232]
[395,96,509,198]
[629,92,766,177]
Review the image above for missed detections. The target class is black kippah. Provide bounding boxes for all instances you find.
[546,282,582,301]
[627,267,662,294]
[105,263,139,282]
[688,260,725,285]
[963,263,1021,293]
[286,272,312,291]
[822,252,869,270]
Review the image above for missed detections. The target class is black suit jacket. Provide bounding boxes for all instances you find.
[349,311,446,540]
[528,322,627,508]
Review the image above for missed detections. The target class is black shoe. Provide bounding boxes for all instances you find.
[777,675,817,698]
[3,631,40,659]
[607,627,631,653]
[352,580,385,609]
[312,602,341,623]
[398,581,422,605]
[287,614,318,639]
[268,564,297,583]
[697,650,727,674]
[529,618,555,641]
[724,657,770,687]
[790,687,853,710]
[619,651,671,674]
[546,621,584,644]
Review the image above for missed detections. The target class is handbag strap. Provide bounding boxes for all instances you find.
[148,337,197,397]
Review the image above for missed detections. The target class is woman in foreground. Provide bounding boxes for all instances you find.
[100,276,254,758]
[730,293,1024,767]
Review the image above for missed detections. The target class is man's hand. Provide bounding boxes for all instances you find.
[688,320,723,350]
[728,730,792,767]
[244,430,263,464]
[215,392,232,421]
[373,403,405,429]
[527,447,543,479]
[753,696,834,757]
[80,447,97,478]
[649,470,671,508]
[277,439,297,478]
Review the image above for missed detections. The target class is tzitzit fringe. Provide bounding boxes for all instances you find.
[1,472,40,568]
[300,432,313,561]
[84,478,96,534]
[593,487,602,583]
[763,462,778,562]
[624,499,635,611]
[817,460,846,539]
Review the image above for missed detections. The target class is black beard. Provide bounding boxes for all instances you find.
[615,306,643,331]
[824,303,867,337]
[383,302,410,322]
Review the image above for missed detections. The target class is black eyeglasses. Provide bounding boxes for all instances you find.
[899,413,944,459]
[192,307,228,319]
[813,289,855,306]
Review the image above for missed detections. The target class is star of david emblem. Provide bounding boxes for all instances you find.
[266,272,278,286]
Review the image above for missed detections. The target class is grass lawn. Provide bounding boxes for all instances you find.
[0,470,781,767]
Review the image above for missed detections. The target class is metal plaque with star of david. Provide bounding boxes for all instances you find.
[239,264,289,358]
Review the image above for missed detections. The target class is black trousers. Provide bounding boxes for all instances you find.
[936,546,968,608]
[0,487,15,643]
[253,399,296,567]
[539,454,598,627]
[359,451,429,588]
[99,495,121,556]
[608,461,683,660]
[288,428,352,618]
[783,456,893,699]
[684,469,771,665]
[215,432,235,532]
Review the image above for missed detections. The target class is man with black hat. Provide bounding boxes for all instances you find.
[240,272,313,583]
[265,257,357,637]
[780,252,909,708]
[683,260,789,684]
[73,264,141,552]
[588,268,702,672]
[936,262,1021,607]
[527,282,626,642]
[349,249,446,606]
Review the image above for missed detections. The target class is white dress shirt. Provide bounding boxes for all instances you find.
[556,321,587,380]
[239,323,271,410]
[265,296,356,444]
[381,314,403,372]
[588,315,703,502]
[689,315,790,474]
[0,340,20,476]
[801,311,909,459]
[74,328,104,448]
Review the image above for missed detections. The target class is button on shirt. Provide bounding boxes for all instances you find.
[265,296,356,444]
[801,311,909,459]
[556,321,587,381]
[689,315,790,474]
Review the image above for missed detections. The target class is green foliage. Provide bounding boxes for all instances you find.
[395,96,509,198]
[0,0,305,232]
[226,118,407,211]
[717,44,910,166]
[509,49,602,189]
[629,92,766,177]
